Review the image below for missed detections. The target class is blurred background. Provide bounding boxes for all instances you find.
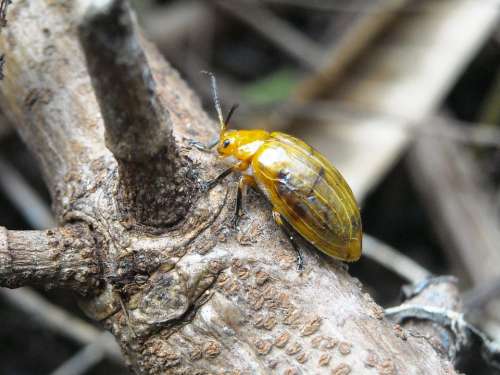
[1,0,500,374]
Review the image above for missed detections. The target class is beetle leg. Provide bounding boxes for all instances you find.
[187,138,219,152]
[232,175,253,228]
[202,161,249,192]
[272,210,304,271]
[202,167,233,191]
[232,179,243,229]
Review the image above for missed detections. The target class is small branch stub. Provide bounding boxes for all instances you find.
[79,0,193,228]
[0,225,100,293]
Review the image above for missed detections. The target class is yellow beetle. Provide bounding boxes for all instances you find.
[195,73,362,269]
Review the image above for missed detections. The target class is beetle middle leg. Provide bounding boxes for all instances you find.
[202,167,233,191]
[202,160,249,192]
[232,175,253,228]
[272,210,304,271]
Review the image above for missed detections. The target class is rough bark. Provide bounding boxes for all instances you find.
[0,1,458,374]
[79,0,195,228]
[393,278,463,361]
[388,278,500,371]
[0,224,99,292]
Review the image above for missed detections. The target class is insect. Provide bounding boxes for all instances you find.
[194,72,362,270]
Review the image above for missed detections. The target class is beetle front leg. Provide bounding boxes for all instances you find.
[187,137,219,152]
[272,210,304,271]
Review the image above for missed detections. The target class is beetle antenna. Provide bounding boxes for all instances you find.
[201,71,225,132]
[225,103,239,127]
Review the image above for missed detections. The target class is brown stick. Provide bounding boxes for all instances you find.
[79,0,194,227]
[79,0,172,163]
[0,224,100,292]
[407,122,500,348]
[217,0,323,70]
[407,125,500,285]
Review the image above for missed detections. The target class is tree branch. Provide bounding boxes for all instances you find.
[0,287,123,363]
[0,1,111,204]
[407,123,500,285]
[0,224,100,292]
[79,0,194,227]
[79,0,170,162]
[0,1,463,373]
[387,277,500,371]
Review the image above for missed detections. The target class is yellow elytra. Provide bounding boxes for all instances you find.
[199,72,362,268]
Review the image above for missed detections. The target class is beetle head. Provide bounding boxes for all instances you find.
[217,130,240,157]
[217,129,271,161]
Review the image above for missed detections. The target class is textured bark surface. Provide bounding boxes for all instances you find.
[79,0,195,228]
[0,1,459,374]
[399,279,463,361]
[0,224,99,292]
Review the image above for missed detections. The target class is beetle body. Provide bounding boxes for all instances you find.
[199,72,362,265]
[217,129,362,262]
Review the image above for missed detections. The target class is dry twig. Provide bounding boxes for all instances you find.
[217,0,323,70]
[49,333,121,375]
[407,124,500,285]
[363,235,431,283]
[79,0,195,227]
[0,288,123,363]
[0,157,55,229]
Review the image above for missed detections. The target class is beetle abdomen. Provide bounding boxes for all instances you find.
[252,132,362,261]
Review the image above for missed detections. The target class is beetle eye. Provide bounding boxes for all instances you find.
[223,139,231,148]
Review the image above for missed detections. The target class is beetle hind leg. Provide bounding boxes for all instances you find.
[272,211,304,271]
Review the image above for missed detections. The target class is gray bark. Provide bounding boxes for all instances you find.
[0,224,99,292]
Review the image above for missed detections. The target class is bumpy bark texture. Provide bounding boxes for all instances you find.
[0,1,459,374]
[0,224,99,292]
[79,0,195,228]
